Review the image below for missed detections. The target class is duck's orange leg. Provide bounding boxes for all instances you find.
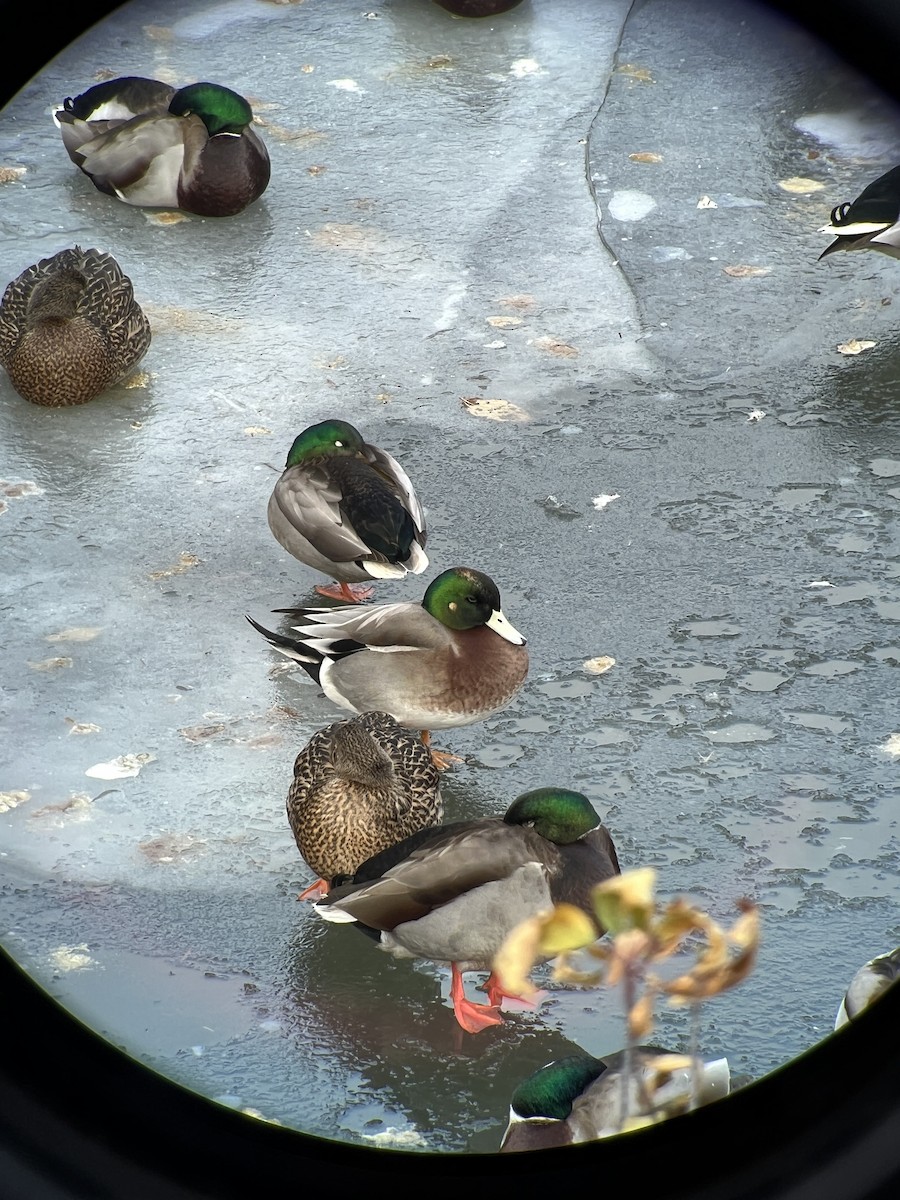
[297,878,329,901]
[421,729,463,771]
[449,963,503,1033]
[314,581,375,602]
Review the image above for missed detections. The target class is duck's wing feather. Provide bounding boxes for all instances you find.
[318,818,541,929]
[271,465,374,562]
[75,114,187,195]
[365,443,427,537]
[277,601,453,652]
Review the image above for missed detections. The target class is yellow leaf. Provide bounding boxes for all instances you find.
[628,152,663,163]
[461,396,530,422]
[486,315,523,328]
[491,914,546,1001]
[593,867,657,933]
[616,63,654,82]
[583,656,616,675]
[778,176,826,194]
[723,265,772,278]
[628,992,656,1039]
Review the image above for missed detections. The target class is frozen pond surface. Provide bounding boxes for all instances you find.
[1,0,900,1155]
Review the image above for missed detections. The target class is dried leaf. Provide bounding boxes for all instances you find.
[143,210,189,226]
[1,479,43,499]
[0,790,29,813]
[583,656,616,675]
[629,152,663,163]
[723,265,771,278]
[180,723,227,743]
[778,176,826,193]
[593,867,657,933]
[616,63,654,82]
[461,396,530,422]
[46,627,102,643]
[486,315,523,328]
[85,753,155,780]
[837,339,876,356]
[243,426,272,437]
[27,656,73,671]
[491,914,546,1002]
[628,992,656,1039]
[123,370,150,389]
[532,335,578,357]
[0,166,26,183]
[497,293,536,310]
[139,833,206,864]
[65,720,101,736]
[148,552,200,580]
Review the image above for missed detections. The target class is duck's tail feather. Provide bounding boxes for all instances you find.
[245,614,322,682]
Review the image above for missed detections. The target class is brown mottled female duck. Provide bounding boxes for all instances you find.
[0,246,150,407]
[287,710,442,900]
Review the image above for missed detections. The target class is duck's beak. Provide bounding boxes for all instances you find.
[486,608,526,645]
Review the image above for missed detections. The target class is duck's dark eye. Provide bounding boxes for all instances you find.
[466,594,479,605]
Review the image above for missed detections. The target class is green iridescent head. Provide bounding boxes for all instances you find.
[504,787,600,843]
[169,82,254,135]
[510,1055,606,1120]
[284,420,366,467]
[421,567,526,647]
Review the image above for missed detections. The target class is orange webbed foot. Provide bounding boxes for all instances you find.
[297,878,329,901]
[314,582,375,602]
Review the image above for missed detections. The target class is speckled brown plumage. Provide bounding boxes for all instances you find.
[286,710,443,885]
[0,246,151,406]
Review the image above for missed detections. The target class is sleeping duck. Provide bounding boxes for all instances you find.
[54,76,270,217]
[313,787,621,1033]
[267,419,428,602]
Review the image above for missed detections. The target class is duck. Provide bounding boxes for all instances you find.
[246,565,528,769]
[286,710,442,901]
[819,164,900,260]
[267,419,428,603]
[499,1046,731,1152]
[0,246,151,407]
[54,76,270,218]
[313,787,621,1033]
[834,947,900,1029]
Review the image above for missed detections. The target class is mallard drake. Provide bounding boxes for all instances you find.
[313,787,621,1033]
[246,565,528,769]
[267,419,428,603]
[834,947,900,1029]
[499,1046,731,1152]
[286,710,442,901]
[819,165,900,260]
[0,246,151,407]
[54,76,270,218]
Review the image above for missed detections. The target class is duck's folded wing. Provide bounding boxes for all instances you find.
[271,467,373,561]
[319,818,534,929]
[280,601,453,652]
[366,444,427,536]
[77,115,186,194]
